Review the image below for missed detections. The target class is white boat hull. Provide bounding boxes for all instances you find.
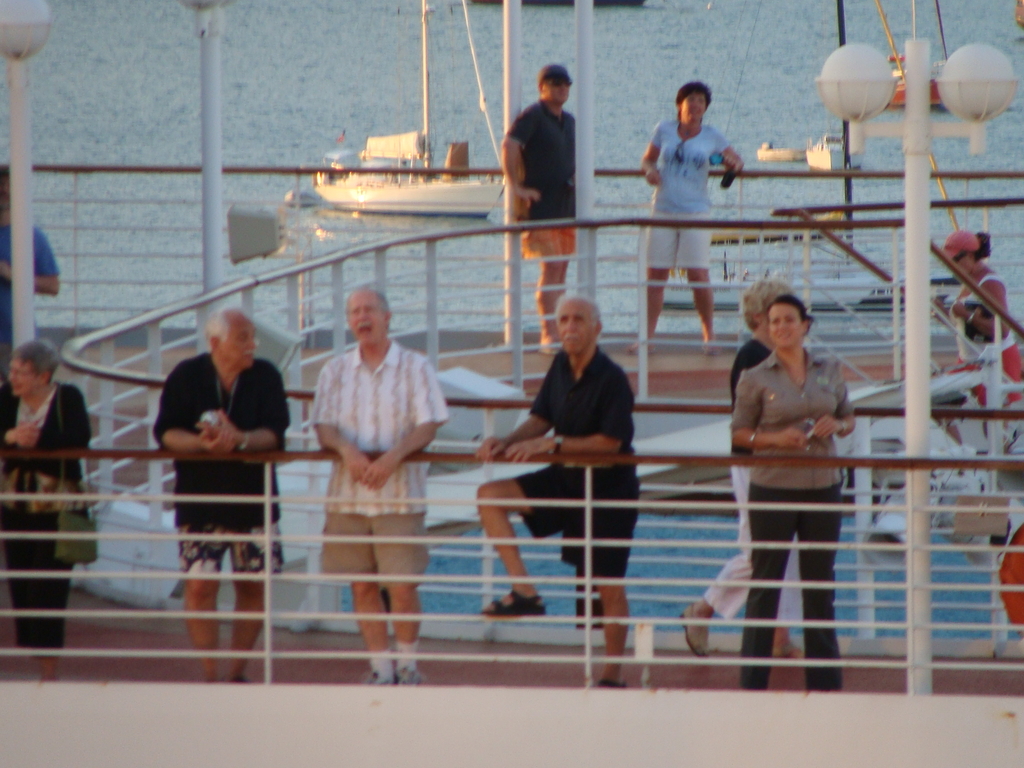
[756,143,804,162]
[806,135,863,171]
[314,171,503,217]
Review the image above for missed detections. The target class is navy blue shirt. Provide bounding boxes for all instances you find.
[730,338,772,456]
[507,101,576,221]
[154,354,290,529]
[0,225,59,345]
[530,347,638,495]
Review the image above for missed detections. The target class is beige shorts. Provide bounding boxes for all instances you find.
[522,226,576,260]
[321,511,429,579]
[641,211,712,270]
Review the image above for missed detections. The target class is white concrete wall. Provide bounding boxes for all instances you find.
[1,684,1022,767]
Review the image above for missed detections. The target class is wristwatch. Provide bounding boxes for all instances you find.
[553,435,564,453]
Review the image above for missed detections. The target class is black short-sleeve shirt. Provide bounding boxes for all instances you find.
[530,347,638,496]
[729,338,771,456]
[153,354,290,529]
[507,101,576,221]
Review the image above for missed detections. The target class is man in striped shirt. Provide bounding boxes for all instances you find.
[312,288,448,685]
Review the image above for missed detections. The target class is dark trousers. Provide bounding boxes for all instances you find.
[1,508,73,649]
[740,483,843,691]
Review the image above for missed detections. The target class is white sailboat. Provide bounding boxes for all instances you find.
[313,1,504,217]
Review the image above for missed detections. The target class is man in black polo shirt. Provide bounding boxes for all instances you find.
[476,295,639,687]
[154,308,290,682]
[504,63,576,349]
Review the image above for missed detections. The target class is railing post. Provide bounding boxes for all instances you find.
[801,229,812,309]
[425,240,438,368]
[99,339,115,493]
[504,231,523,389]
[71,172,81,333]
[480,409,497,640]
[374,247,387,292]
[285,274,302,442]
[577,226,596,300]
[853,416,876,639]
[637,222,649,400]
[583,465,594,688]
[146,321,165,603]
[332,261,345,353]
[987,316,1004,477]
[905,468,933,695]
[240,286,254,318]
[892,228,902,380]
[263,461,274,684]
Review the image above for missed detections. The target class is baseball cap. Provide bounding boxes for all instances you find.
[538,64,572,85]
[942,230,981,259]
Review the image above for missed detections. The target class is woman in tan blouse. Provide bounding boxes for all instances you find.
[730,294,855,691]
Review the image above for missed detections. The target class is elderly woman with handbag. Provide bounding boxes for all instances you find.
[0,340,91,681]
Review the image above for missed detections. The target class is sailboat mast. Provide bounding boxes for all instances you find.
[422,0,431,165]
[837,0,852,209]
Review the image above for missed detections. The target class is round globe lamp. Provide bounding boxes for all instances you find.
[816,43,896,122]
[938,44,1018,122]
[0,0,52,61]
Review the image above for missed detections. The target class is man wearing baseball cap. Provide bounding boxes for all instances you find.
[503,64,576,351]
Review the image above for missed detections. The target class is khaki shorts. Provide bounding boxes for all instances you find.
[522,227,576,260]
[642,211,712,270]
[321,511,429,579]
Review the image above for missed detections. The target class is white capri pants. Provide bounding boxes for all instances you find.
[703,465,802,621]
[641,210,712,271]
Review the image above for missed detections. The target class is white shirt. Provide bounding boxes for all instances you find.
[649,120,730,214]
[311,341,449,515]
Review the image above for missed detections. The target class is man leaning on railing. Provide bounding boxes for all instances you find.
[153,308,290,683]
[476,295,639,688]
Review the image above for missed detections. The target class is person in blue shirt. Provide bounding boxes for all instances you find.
[637,82,742,354]
[0,167,60,376]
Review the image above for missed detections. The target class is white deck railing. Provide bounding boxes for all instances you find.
[2,449,1024,692]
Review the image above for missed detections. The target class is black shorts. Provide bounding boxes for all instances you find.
[515,465,639,579]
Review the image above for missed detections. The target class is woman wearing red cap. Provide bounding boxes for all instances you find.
[942,230,1021,405]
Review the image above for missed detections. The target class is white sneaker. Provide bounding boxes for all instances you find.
[395,667,423,685]
[363,670,395,685]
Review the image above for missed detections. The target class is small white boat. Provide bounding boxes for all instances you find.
[756,142,804,163]
[312,1,504,217]
[314,134,503,217]
[806,134,863,171]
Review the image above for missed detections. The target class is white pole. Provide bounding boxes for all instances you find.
[574,0,595,298]
[901,38,933,696]
[421,0,431,163]
[196,7,225,292]
[7,57,34,344]
[502,0,522,386]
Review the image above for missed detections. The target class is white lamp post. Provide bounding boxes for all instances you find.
[818,39,1016,695]
[178,0,235,293]
[0,0,51,346]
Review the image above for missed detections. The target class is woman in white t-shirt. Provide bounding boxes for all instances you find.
[637,81,742,354]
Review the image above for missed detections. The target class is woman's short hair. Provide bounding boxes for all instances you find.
[740,278,793,331]
[13,339,60,379]
[768,293,813,325]
[676,81,712,108]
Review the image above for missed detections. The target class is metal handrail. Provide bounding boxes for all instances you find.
[4,446,1024,473]
[31,163,1024,181]
[60,213,908,383]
